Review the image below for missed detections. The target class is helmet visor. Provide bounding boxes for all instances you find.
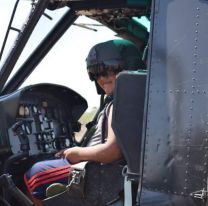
[87,64,122,81]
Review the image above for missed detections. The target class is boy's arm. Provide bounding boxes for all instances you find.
[56,105,123,164]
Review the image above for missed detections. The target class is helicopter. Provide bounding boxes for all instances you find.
[0,0,207,206]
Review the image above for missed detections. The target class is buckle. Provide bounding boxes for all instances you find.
[122,165,140,182]
[70,169,85,185]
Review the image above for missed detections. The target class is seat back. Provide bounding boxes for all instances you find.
[112,70,146,175]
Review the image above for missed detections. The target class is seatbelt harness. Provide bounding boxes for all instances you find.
[124,175,132,206]
[122,166,140,206]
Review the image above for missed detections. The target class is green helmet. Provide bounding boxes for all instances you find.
[86,39,144,81]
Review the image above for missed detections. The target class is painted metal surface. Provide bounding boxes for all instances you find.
[141,0,208,205]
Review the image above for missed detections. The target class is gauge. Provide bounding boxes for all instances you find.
[39,114,43,122]
[37,134,42,140]
[45,144,49,150]
[24,106,30,116]
[42,101,48,107]
[40,123,44,131]
[50,121,54,129]
[25,123,32,134]
[21,125,25,131]
[47,134,51,141]
[65,139,70,147]
[33,105,38,113]
[52,142,56,149]
[62,125,67,134]
[43,134,47,141]
[51,132,55,139]
[18,105,25,116]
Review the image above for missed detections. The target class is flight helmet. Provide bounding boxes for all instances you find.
[86,39,144,81]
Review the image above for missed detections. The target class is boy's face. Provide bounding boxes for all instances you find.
[96,73,117,96]
[88,64,121,96]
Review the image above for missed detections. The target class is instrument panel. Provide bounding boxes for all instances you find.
[0,83,88,156]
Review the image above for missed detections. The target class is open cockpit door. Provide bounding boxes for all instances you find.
[140,0,208,205]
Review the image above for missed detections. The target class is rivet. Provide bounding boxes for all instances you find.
[163,178,167,183]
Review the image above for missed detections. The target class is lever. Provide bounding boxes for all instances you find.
[12,121,30,151]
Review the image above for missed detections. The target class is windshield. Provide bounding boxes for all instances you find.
[21,15,120,108]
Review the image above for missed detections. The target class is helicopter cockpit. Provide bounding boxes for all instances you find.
[0,83,87,159]
[0,1,150,206]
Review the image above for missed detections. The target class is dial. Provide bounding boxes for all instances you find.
[24,106,30,116]
[33,105,38,113]
[65,139,70,147]
[18,105,25,116]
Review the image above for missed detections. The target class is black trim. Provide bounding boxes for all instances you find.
[0,0,50,94]
[2,9,77,95]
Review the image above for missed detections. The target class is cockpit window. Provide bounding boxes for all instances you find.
[0,1,120,109]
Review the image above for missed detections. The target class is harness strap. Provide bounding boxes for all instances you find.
[122,165,140,206]
[124,175,132,206]
[101,100,113,143]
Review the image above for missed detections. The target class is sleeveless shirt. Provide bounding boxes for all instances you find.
[86,102,112,147]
